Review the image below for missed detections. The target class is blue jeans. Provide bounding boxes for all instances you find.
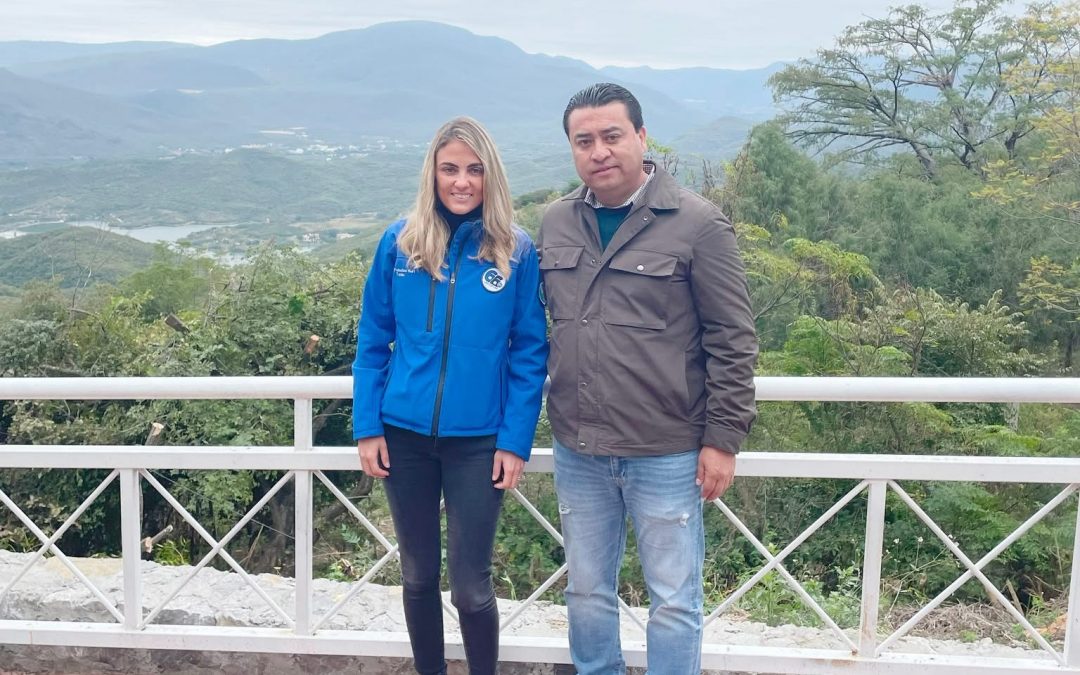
[554,439,704,675]
[383,424,504,675]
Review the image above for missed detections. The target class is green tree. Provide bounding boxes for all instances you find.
[1019,255,1080,369]
[121,246,220,320]
[770,0,1072,178]
[975,2,1080,224]
[717,123,856,243]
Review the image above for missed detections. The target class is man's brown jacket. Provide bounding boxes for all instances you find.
[538,163,757,456]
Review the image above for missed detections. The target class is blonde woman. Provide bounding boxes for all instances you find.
[352,117,548,675]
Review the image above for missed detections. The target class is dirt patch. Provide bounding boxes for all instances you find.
[885,599,1066,649]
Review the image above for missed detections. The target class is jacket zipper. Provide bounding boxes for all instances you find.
[426,278,436,332]
[430,236,468,436]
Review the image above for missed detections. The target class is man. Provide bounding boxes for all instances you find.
[538,83,757,674]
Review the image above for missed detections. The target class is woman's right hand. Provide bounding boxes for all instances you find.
[358,436,390,478]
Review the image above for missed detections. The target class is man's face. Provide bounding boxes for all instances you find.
[566,102,647,206]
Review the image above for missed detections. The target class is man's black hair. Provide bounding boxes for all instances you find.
[562,83,644,136]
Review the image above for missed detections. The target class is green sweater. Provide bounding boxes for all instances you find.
[595,205,632,251]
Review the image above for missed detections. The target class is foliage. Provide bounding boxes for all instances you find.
[735,563,862,628]
[0,227,157,288]
[975,2,1080,221]
[0,245,366,567]
[492,474,564,601]
[770,0,1075,178]
[717,123,854,244]
[970,2,1080,371]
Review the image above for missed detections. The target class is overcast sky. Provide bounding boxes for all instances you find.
[1,0,984,69]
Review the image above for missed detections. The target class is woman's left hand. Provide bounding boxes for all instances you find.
[492,450,525,490]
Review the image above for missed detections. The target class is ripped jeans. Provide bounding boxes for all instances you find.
[553,439,704,675]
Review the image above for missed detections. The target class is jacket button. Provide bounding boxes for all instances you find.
[590,258,597,265]
[643,216,650,222]
[636,264,645,271]
[578,441,587,448]
[581,318,588,325]
[580,381,588,388]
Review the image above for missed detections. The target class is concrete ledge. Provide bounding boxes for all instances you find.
[0,550,1057,674]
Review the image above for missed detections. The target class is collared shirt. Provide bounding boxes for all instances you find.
[583,163,656,209]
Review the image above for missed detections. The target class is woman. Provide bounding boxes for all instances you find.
[352,117,548,675]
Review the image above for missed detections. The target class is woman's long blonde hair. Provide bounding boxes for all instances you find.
[397,117,515,281]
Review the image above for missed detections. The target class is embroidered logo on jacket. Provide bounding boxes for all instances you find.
[482,268,506,292]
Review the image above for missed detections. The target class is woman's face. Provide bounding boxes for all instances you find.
[435,139,485,215]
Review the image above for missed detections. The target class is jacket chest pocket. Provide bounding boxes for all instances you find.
[539,245,584,321]
[603,249,679,330]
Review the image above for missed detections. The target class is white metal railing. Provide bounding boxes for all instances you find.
[1,377,1080,674]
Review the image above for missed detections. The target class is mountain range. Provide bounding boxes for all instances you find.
[0,21,781,164]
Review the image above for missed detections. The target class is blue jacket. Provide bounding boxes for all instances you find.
[352,218,549,460]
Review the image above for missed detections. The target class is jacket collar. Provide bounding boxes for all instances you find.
[561,161,681,212]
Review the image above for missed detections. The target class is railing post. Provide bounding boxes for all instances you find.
[858,480,887,656]
[294,398,314,635]
[119,468,143,630]
[1066,488,1080,665]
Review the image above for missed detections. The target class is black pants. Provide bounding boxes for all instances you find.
[383,424,504,675]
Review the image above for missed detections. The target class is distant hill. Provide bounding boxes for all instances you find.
[0,227,157,288]
[309,226,387,263]
[601,63,784,121]
[14,51,268,94]
[0,21,775,162]
[0,68,171,160]
[0,149,412,226]
[0,41,182,68]
[673,116,756,159]
[0,21,777,237]
[0,147,578,228]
